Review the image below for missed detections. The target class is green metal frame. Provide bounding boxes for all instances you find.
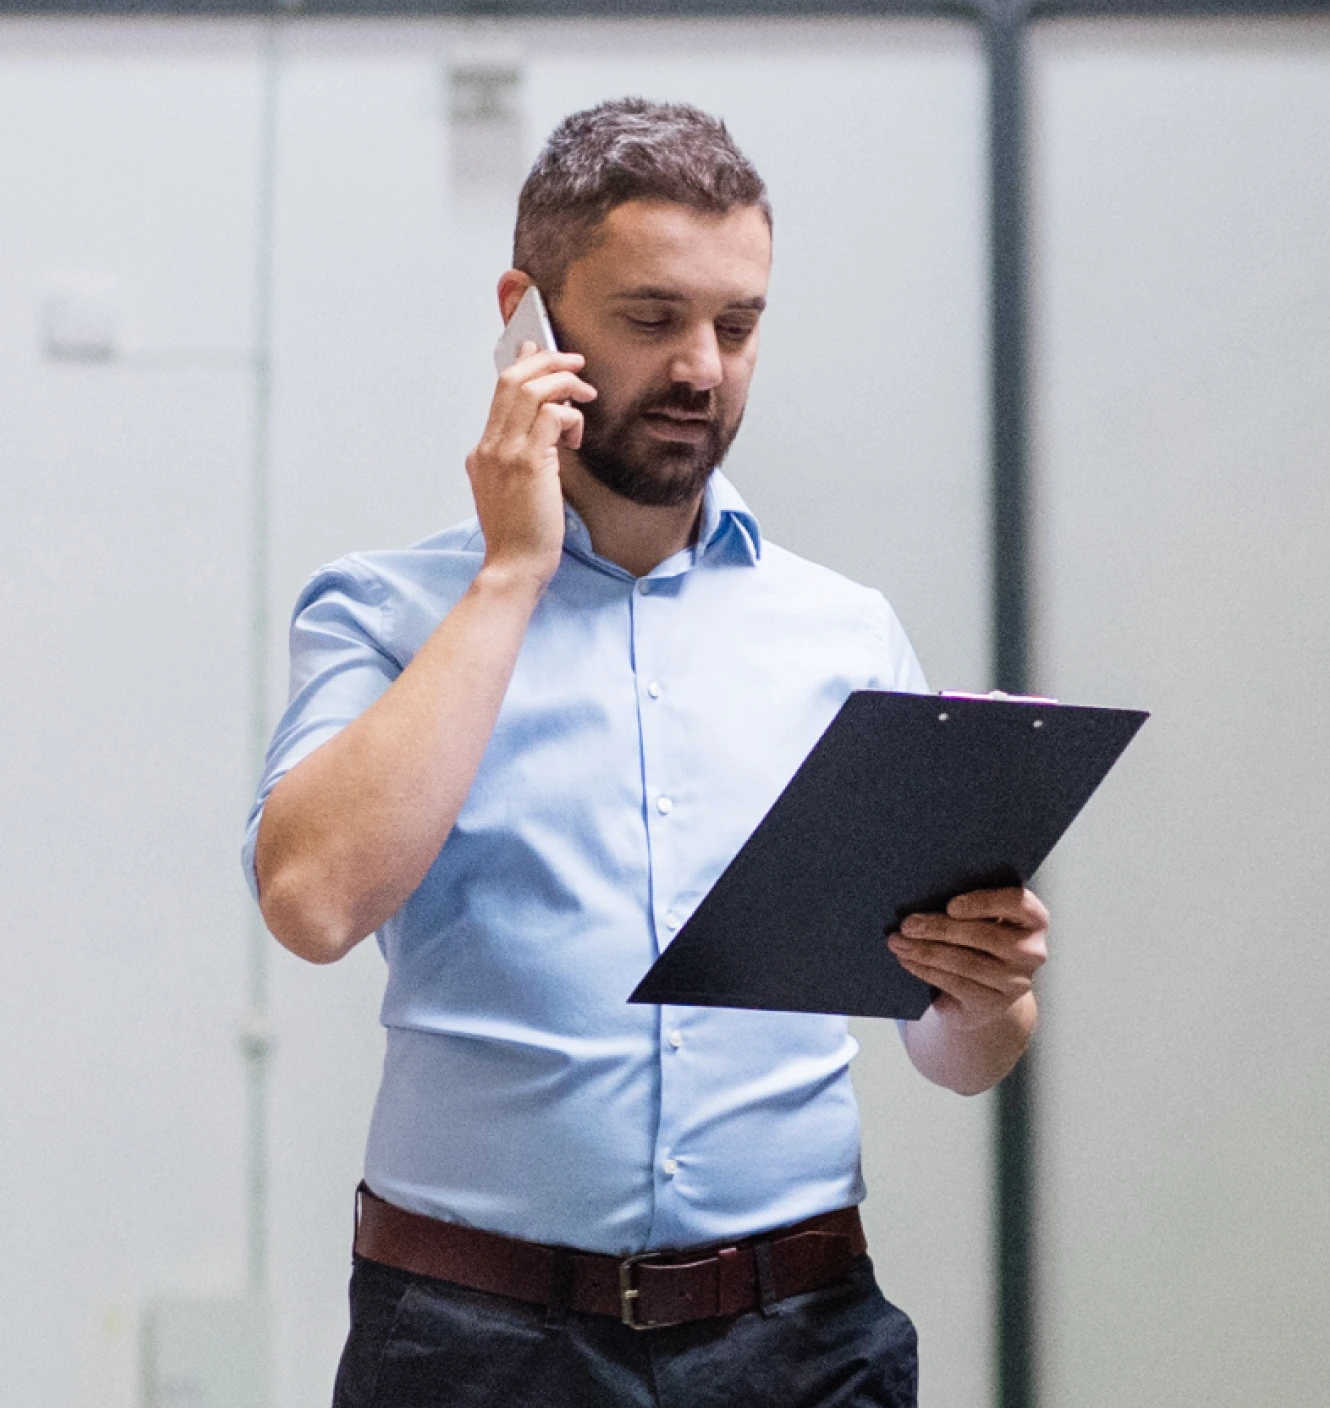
[9,1,1326,1402]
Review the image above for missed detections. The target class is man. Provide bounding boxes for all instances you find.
[245,98,1047,1408]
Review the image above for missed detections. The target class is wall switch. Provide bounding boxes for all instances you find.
[43,278,121,360]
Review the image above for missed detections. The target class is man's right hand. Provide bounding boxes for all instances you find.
[465,344,596,589]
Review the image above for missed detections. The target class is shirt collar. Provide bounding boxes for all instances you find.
[561,470,762,572]
[698,470,763,564]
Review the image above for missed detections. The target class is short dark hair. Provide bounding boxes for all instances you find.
[514,97,771,297]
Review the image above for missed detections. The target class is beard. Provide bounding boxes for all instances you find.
[575,380,744,508]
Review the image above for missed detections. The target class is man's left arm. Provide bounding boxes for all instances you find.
[889,887,1049,1096]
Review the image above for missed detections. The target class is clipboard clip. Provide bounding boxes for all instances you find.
[940,690,1059,704]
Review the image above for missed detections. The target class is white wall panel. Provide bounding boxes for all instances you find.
[0,23,265,1408]
[1031,20,1330,1408]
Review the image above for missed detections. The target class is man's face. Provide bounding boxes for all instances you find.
[547,199,772,507]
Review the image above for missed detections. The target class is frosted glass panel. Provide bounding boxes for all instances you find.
[1031,20,1330,1408]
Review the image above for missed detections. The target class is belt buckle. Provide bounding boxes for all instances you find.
[618,1251,669,1331]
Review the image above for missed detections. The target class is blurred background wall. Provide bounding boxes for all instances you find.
[0,12,1325,1408]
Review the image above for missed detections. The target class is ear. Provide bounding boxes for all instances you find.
[497,270,534,324]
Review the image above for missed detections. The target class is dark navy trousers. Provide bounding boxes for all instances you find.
[332,1252,918,1408]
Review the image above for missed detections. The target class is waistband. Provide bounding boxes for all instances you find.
[353,1183,867,1331]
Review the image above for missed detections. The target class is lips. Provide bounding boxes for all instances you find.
[641,408,712,439]
[647,411,714,439]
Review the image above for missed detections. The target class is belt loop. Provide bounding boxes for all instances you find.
[753,1240,777,1317]
[717,1245,743,1317]
[545,1248,575,1331]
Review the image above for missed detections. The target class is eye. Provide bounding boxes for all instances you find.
[717,321,756,344]
[627,316,671,333]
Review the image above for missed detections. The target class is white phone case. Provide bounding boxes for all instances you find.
[493,286,558,372]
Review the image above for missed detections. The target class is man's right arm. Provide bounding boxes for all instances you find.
[254,347,595,964]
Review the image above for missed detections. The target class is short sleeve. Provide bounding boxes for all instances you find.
[241,562,401,899]
[865,590,930,696]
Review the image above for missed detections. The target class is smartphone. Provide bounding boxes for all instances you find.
[493,285,558,373]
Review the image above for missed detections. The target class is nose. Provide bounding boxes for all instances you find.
[669,324,723,393]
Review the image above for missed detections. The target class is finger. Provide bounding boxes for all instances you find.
[889,933,1032,993]
[495,373,596,439]
[535,402,584,451]
[498,348,586,388]
[558,405,584,451]
[504,369,598,413]
[945,885,1048,929]
[897,961,1016,1024]
[897,913,1046,967]
[486,379,595,458]
[486,407,582,477]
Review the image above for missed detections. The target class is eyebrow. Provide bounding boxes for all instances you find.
[609,287,767,313]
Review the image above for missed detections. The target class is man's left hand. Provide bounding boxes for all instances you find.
[888,886,1048,1032]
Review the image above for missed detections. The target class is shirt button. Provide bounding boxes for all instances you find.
[637,579,652,595]
[662,1158,679,1177]
[664,911,680,931]
[647,680,662,699]
[656,796,673,816]
[668,1030,683,1049]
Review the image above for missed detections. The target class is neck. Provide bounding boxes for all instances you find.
[559,454,706,579]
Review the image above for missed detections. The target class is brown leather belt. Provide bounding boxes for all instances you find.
[354,1184,867,1331]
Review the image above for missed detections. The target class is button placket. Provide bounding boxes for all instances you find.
[632,581,684,950]
[631,573,694,1212]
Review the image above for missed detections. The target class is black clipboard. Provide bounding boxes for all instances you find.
[629,690,1148,1020]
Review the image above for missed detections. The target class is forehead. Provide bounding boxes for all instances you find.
[567,199,772,303]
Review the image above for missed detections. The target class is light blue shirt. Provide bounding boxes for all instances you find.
[244,472,928,1255]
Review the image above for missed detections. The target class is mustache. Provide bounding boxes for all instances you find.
[640,384,715,417]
